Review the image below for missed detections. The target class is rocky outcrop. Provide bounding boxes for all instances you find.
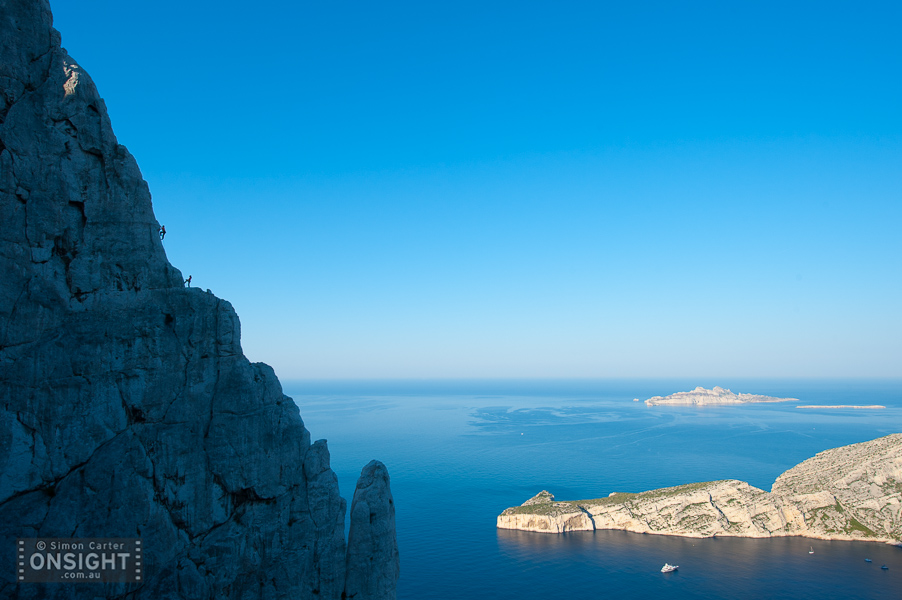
[0,1,398,598]
[345,461,400,600]
[645,386,796,406]
[771,433,902,539]
[496,492,594,533]
[498,434,902,543]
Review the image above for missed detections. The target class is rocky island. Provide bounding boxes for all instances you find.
[0,0,398,598]
[498,433,902,544]
[645,386,797,406]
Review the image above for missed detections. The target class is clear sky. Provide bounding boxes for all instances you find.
[50,1,901,379]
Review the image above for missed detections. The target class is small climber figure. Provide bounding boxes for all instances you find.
[184,275,192,287]
[159,225,167,240]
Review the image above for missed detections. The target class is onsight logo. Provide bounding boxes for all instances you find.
[17,538,142,583]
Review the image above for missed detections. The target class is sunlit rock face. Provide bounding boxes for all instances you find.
[0,0,398,598]
[499,434,902,544]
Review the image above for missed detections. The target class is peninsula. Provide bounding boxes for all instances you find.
[645,386,797,406]
[497,433,902,544]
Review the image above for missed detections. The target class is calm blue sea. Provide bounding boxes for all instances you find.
[284,379,902,600]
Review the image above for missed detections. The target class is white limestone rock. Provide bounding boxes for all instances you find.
[498,434,902,543]
[495,491,594,533]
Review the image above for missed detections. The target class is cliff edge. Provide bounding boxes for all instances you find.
[498,434,902,543]
[0,1,398,598]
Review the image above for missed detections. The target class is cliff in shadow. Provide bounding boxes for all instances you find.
[0,0,398,597]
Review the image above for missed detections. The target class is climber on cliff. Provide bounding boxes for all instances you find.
[185,275,192,287]
[159,225,166,240]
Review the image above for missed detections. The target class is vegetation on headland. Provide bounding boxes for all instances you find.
[499,434,902,543]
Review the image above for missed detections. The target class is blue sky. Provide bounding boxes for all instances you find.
[51,1,901,378]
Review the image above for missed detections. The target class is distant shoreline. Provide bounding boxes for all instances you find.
[796,405,886,409]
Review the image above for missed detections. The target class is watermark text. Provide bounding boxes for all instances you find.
[17,538,142,583]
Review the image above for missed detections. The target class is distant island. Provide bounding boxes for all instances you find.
[796,405,886,410]
[645,386,797,406]
[497,433,902,544]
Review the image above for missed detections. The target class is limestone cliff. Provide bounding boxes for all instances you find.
[498,434,902,543]
[0,1,398,598]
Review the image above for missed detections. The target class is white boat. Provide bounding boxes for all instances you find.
[808,546,814,554]
[661,563,678,573]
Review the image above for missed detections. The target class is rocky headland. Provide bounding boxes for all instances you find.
[497,434,902,544]
[0,1,398,598]
[645,386,796,406]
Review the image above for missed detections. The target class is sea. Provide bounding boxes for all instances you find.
[283,378,902,600]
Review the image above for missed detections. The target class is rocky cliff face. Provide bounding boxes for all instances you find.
[498,434,902,543]
[0,1,398,598]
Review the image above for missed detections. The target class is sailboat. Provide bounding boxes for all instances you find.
[808,546,814,554]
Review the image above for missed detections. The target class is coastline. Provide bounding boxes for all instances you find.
[497,434,902,545]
